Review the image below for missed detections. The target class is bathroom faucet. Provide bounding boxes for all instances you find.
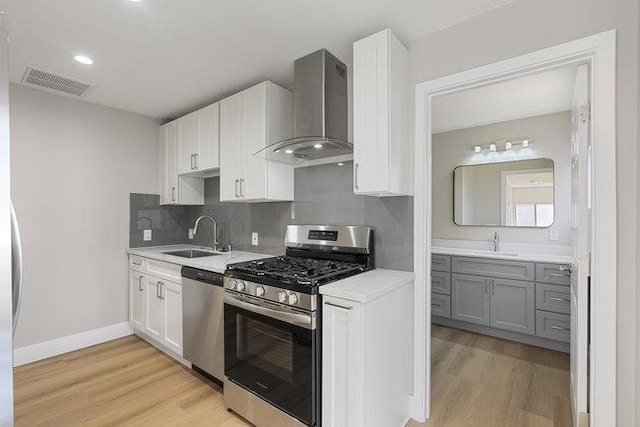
[492,231,500,252]
[193,215,219,251]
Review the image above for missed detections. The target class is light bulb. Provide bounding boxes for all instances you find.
[489,144,496,152]
[505,142,512,151]
[474,146,482,153]
[522,139,529,147]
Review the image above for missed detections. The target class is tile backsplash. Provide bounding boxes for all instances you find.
[130,161,413,271]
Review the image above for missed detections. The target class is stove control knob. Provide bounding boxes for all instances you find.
[288,294,298,306]
[229,280,237,291]
[278,291,287,303]
[236,281,245,292]
[255,286,265,297]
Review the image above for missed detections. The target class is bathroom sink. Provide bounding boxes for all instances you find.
[471,250,519,257]
[163,249,222,259]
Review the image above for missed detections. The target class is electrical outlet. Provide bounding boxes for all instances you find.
[549,228,560,241]
[143,229,152,241]
[188,228,194,240]
[251,232,259,246]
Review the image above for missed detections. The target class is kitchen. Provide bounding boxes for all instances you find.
[2,1,639,427]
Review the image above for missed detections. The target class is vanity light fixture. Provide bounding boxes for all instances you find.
[505,142,512,151]
[522,139,529,147]
[489,144,497,152]
[474,145,482,153]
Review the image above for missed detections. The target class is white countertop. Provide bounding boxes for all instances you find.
[320,269,414,303]
[431,246,571,264]
[127,245,274,274]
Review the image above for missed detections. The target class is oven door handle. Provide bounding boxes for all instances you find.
[224,293,315,330]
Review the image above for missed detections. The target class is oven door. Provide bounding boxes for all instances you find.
[224,292,317,426]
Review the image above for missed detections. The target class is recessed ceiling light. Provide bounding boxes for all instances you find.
[285,149,294,154]
[74,55,93,65]
[337,162,344,166]
[313,143,323,149]
[130,0,142,2]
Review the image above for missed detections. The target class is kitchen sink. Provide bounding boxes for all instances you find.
[163,249,222,258]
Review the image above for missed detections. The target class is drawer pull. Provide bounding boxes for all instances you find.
[548,272,567,278]
[549,297,570,302]
[431,301,442,307]
[550,325,570,331]
[131,260,141,266]
[325,301,352,311]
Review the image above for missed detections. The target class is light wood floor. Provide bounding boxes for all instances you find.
[407,325,571,427]
[14,325,571,427]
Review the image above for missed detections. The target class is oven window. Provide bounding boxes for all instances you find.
[237,314,294,383]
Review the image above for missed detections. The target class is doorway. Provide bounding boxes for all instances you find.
[410,31,617,427]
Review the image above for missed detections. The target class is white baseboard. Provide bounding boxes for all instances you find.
[13,322,134,367]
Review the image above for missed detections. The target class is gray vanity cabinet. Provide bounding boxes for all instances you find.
[490,278,535,335]
[431,255,452,318]
[451,274,491,326]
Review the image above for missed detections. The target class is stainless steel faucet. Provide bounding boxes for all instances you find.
[193,215,219,251]
[492,231,500,252]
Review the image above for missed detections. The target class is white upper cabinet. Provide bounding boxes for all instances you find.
[219,81,294,202]
[177,102,221,175]
[353,28,413,196]
[159,121,204,205]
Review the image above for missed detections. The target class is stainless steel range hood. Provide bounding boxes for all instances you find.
[254,49,350,164]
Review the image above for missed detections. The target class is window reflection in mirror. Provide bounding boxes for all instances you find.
[453,158,555,227]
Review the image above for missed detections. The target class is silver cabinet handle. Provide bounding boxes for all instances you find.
[354,163,360,190]
[138,275,144,291]
[190,153,195,170]
[234,179,239,197]
[325,301,353,311]
[194,153,198,170]
[431,301,442,307]
[160,282,165,300]
[549,297,570,302]
[239,178,245,197]
[550,325,570,331]
[131,260,141,266]
[171,186,176,202]
[156,281,162,299]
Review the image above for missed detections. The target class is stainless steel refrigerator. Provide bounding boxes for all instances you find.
[1,11,21,427]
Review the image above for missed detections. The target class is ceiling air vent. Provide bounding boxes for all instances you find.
[21,66,92,97]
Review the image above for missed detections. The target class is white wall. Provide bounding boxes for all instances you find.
[408,0,638,423]
[10,84,160,349]
[432,111,570,245]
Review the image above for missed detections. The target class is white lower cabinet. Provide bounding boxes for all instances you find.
[128,256,183,357]
[128,270,145,331]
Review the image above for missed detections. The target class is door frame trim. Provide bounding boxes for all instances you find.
[411,30,617,426]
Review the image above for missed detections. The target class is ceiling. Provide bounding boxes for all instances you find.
[432,65,578,134]
[0,0,514,120]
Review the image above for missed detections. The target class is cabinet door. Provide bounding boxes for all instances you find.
[162,281,183,356]
[219,91,247,201]
[490,278,535,335]
[177,113,199,174]
[160,122,179,205]
[243,83,268,200]
[128,271,145,331]
[145,278,163,341]
[353,30,390,194]
[451,274,490,326]
[322,297,362,427]
[197,102,220,170]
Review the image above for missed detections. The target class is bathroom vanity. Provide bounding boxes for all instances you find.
[430,249,571,352]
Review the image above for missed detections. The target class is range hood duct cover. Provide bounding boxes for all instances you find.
[255,49,351,164]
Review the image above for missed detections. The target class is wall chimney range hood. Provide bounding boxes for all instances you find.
[254,49,351,164]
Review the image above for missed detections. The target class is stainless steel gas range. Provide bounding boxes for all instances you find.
[223,225,374,427]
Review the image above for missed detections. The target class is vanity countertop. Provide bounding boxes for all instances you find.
[431,246,571,264]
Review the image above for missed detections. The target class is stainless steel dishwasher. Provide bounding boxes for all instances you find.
[182,266,225,382]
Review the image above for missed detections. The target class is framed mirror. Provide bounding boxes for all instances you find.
[453,158,555,227]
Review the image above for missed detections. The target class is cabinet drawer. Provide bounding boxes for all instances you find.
[129,255,145,272]
[536,283,571,314]
[431,294,451,318]
[536,311,570,342]
[431,271,451,295]
[146,259,182,283]
[452,256,534,281]
[535,263,571,286]
[431,255,451,272]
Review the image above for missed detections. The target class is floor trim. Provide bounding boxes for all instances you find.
[13,322,134,366]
